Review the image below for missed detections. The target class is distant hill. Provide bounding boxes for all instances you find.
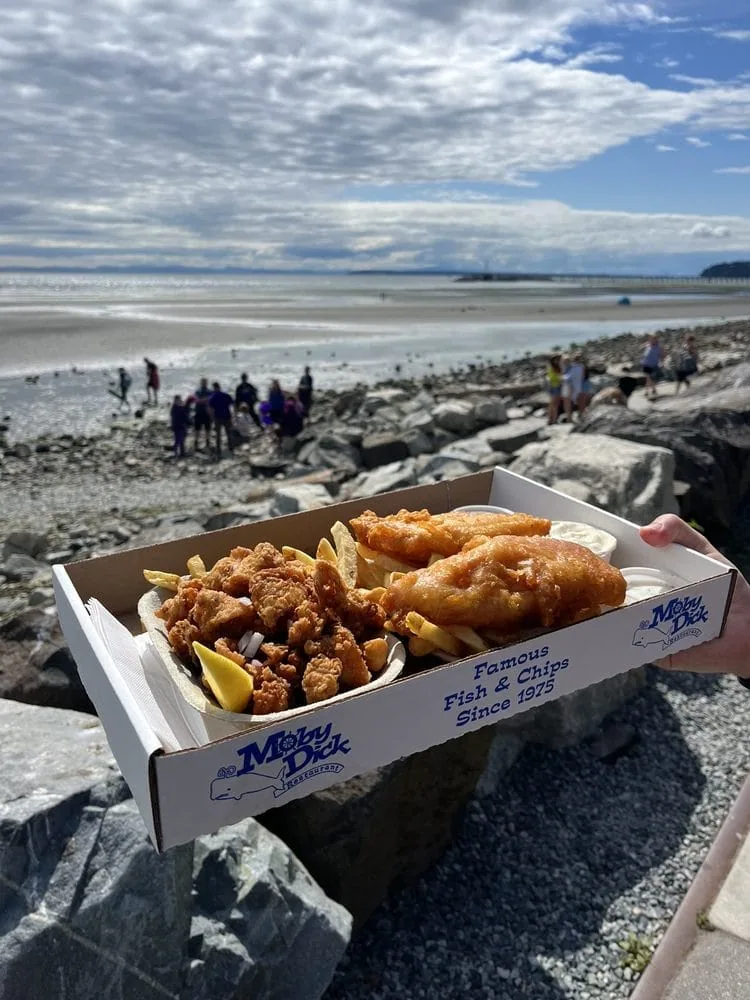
[701,261,750,279]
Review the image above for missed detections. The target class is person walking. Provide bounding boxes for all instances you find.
[117,367,132,411]
[640,334,663,400]
[235,373,261,428]
[298,366,314,417]
[144,358,160,406]
[673,334,699,393]
[209,381,234,458]
[170,395,190,458]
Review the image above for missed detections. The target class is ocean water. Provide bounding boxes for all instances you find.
[0,272,746,441]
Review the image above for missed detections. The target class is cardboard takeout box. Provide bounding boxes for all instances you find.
[53,469,735,851]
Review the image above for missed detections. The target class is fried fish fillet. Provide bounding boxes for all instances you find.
[381,535,625,633]
[350,508,551,565]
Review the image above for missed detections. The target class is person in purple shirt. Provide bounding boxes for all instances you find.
[208,381,234,457]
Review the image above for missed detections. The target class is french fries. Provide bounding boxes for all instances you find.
[355,543,415,576]
[447,626,489,653]
[143,569,181,591]
[408,635,437,657]
[282,545,316,567]
[405,612,463,657]
[357,553,387,590]
[187,555,206,578]
[331,521,358,588]
[316,537,338,565]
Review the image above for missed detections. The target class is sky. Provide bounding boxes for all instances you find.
[1,0,749,274]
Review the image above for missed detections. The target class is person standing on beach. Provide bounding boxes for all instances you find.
[566,352,586,419]
[117,367,132,411]
[673,334,699,393]
[191,377,212,452]
[640,334,663,399]
[546,355,563,425]
[170,395,190,458]
[268,379,285,425]
[298,366,313,417]
[144,358,160,406]
[235,373,261,428]
[209,381,234,458]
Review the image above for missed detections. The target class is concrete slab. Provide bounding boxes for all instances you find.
[710,834,750,942]
[663,932,750,1000]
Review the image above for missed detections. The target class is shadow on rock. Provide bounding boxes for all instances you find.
[324,674,706,1000]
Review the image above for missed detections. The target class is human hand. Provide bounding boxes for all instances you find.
[639,514,750,678]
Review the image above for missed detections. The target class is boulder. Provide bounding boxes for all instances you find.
[203,507,265,532]
[260,727,495,927]
[0,700,193,1000]
[402,410,435,433]
[361,389,409,415]
[8,442,31,459]
[505,669,646,749]
[402,428,434,457]
[1,553,45,582]
[473,398,508,426]
[577,378,750,532]
[185,820,351,1000]
[360,432,411,470]
[511,433,678,523]
[345,459,418,499]
[270,484,334,517]
[131,516,206,548]
[249,456,291,478]
[0,608,94,713]
[482,416,545,454]
[431,401,479,436]
[416,455,477,481]
[2,530,48,560]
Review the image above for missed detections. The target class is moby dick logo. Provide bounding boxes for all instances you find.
[632,594,708,651]
[210,723,351,802]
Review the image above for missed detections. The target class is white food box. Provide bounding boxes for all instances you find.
[53,468,735,851]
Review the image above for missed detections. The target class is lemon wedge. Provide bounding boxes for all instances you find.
[192,642,254,713]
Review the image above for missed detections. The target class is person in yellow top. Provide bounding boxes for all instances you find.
[546,354,563,425]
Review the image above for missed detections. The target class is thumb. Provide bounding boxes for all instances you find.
[639,514,719,559]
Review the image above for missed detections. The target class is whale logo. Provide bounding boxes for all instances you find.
[632,623,671,648]
[210,764,287,801]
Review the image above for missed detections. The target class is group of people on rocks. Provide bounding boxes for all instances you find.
[169,368,314,459]
[545,352,593,425]
[546,331,701,422]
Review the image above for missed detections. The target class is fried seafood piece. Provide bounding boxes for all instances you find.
[250,562,318,633]
[350,508,552,564]
[313,559,386,639]
[302,655,342,704]
[252,666,291,715]
[202,542,286,595]
[214,637,246,668]
[168,619,201,664]
[157,578,204,630]
[382,535,626,632]
[304,625,370,688]
[189,589,259,645]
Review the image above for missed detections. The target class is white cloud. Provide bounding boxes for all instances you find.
[686,136,711,147]
[680,222,731,239]
[656,144,676,151]
[716,166,750,174]
[0,0,748,269]
[670,74,718,87]
[728,133,749,140]
[712,30,750,42]
[655,57,679,68]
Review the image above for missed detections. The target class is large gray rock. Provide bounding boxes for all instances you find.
[474,398,508,426]
[402,428,434,457]
[1,553,45,582]
[261,727,495,927]
[203,507,266,532]
[360,432,411,470]
[511,433,678,523]
[578,377,750,531]
[346,459,418,499]
[133,516,206,548]
[270,483,333,517]
[0,700,194,1000]
[432,401,479,436]
[2,530,48,560]
[416,454,477,481]
[482,416,545,453]
[185,820,351,1000]
[361,389,409,415]
[402,410,435,433]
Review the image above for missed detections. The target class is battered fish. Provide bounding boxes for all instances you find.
[350,508,551,565]
[381,535,625,633]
